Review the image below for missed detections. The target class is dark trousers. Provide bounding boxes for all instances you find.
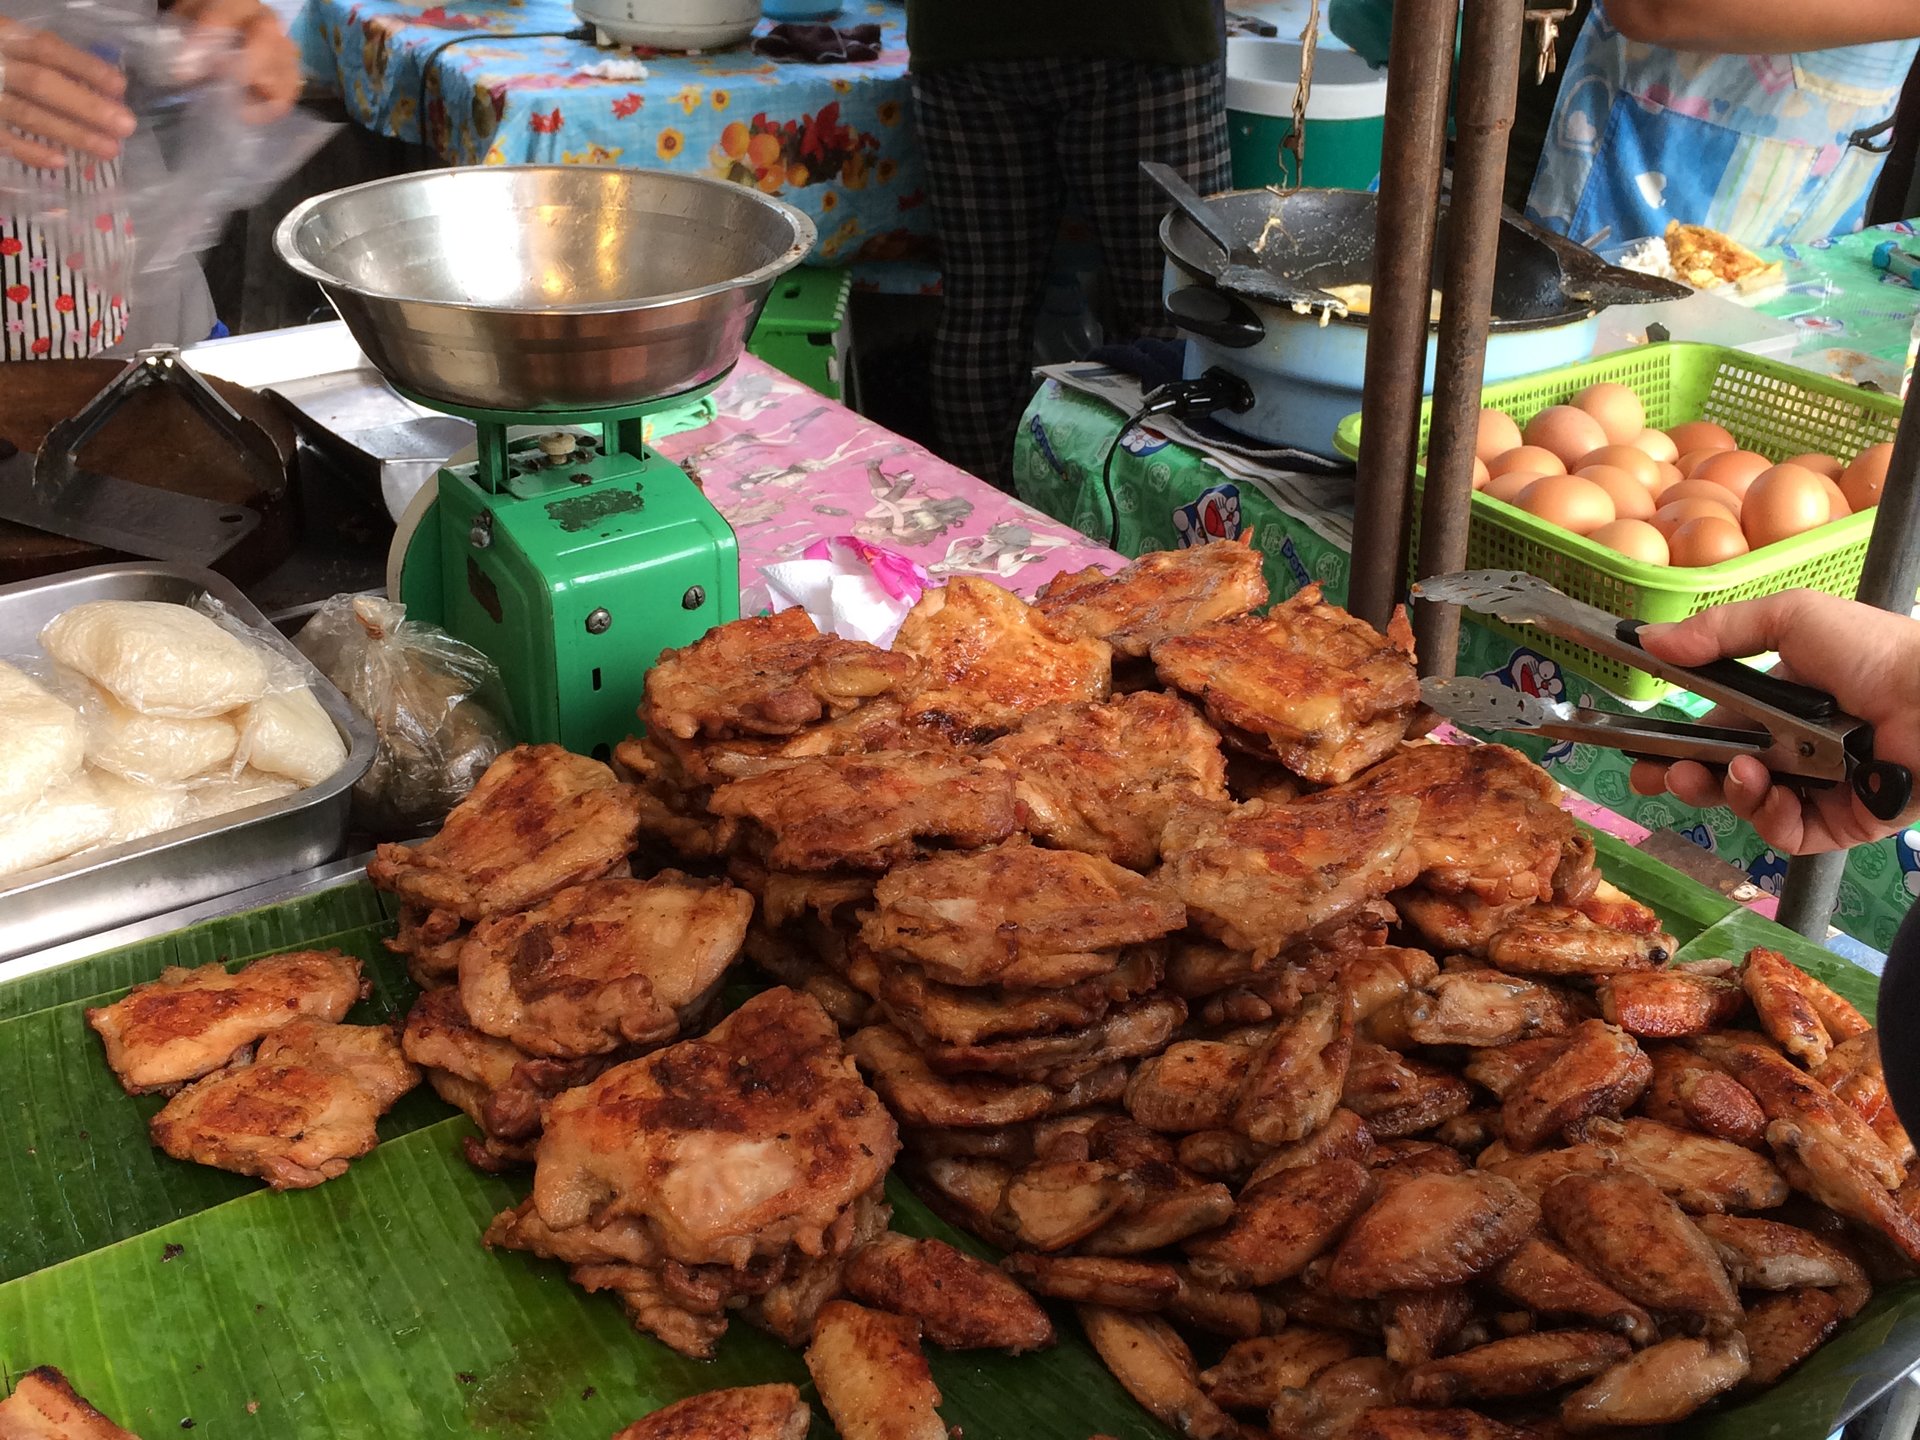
[913,57,1230,488]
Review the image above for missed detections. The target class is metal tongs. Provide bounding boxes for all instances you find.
[1412,570,1914,823]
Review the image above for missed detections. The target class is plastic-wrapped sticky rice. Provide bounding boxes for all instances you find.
[237,686,346,788]
[0,661,85,817]
[0,773,115,877]
[41,602,269,718]
[82,687,239,785]
[90,771,194,846]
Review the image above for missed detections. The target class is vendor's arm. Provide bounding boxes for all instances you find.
[0,19,137,168]
[163,0,300,121]
[1603,0,1920,53]
[1627,590,1920,855]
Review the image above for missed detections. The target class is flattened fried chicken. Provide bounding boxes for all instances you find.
[87,949,365,1094]
[1151,583,1419,783]
[859,842,1186,989]
[892,577,1112,741]
[851,1023,1129,1129]
[366,745,641,921]
[642,607,918,740]
[149,1018,417,1189]
[533,988,899,1265]
[875,946,1164,1048]
[983,693,1228,869]
[1033,538,1269,657]
[0,1367,141,1440]
[1159,789,1421,961]
[457,873,751,1058]
[709,749,1018,872]
[609,1385,811,1440]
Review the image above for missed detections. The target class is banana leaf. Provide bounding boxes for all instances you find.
[0,844,1914,1439]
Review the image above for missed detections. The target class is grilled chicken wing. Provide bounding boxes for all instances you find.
[1004,1253,1180,1309]
[1597,968,1745,1038]
[1691,1032,1905,1188]
[1404,1331,1632,1404]
[709,749,1018,872]
[1184,1158,1376,1288]
[1502,1021,1651,1152]
[610,1385,812,1440]
[1641,1046,1768,1147]
[1379,970,1579,1049]
[1742,948,1870,1070]
[1463,1037,1568,1100]
[1326,1171,1538,1297]
[1234,990,1353,1146]
[892,577,1112,742]
[1243,1110,1378,1190]
[366,745,640,921]
[851,1023,1127,1129]
[859,841,1185,989]
[1034,538,1270,657]
[1127,1040,1255,1133]
[805,1301,949,1440]
[1151,584,1418,784]
[1343,1041,1474,1139]
[1574,1117,1787,1212]
[1484,905,1671,977]
[1475,1143,1609,1203]
[149,1018,417,1189]
[1692,1214,1869,1291]
[0,1367,141,1440]
[1077,1306,1245,1440]
[846,1233,1054,1352]
[1541,1171,1741,1333]
[1201,1329,1362,1412]
[1160,790,1421,961]
[1349,1408,1533,1440]
[1814,1031,1915,1169]
[1489,1237,1657,1346]
[1394,889,1534,956]
[1381,1286,1474,1367]
[86,949,365,1094]
[1266,1357,1401,1440]
[1766,1117,1920,1265]
[1737,1288,1848,1388]
[1559,1334,1748,1432]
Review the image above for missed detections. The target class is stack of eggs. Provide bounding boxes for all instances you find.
[1468,383,1892,568]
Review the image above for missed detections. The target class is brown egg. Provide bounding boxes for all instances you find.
[1668,514,1751,567]
[1471,456,1491,490]
[1841,442,1894,511]
[1524,406,1611,468]
[1574,382,1647,445]
[1692,449,1772,502]
[1784,452,1843,480]
[1667,420,1737,455]
[1482,471,1544,504]
[1817,474,1852,519]
[1628,428,1681,463]
[1518,474,1617,536]
[1577,465,1656,521]
[1675,448,1726,478]
[1651,462,1685,498]
[1659,479,1742,519]
[1742,464,1832,549]
[1577,444,1661,488]
[1488,445,1568,479]
[1476,409,1524,464]
[1654,497,1742,540]
[1588,518,1670,565]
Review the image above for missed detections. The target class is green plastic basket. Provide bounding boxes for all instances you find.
[1332,342,1902,701]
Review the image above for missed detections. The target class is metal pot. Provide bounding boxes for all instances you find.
[570,0,761,49]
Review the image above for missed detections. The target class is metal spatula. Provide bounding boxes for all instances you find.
[1141,162,1343,315]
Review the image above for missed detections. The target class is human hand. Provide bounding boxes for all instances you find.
[168,0,301,123]
[0,18,137,169]
[1628,589,1920,854]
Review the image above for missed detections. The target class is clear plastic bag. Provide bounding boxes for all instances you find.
[294,596,513,837]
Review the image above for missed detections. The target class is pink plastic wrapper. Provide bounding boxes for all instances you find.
[764,537,931,647]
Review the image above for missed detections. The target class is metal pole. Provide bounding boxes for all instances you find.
[1348,0,1455,633]
[1413,0,1525,675]
[1775,381,1920,939]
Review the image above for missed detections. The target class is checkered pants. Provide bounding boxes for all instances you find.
[913,56,1229,488]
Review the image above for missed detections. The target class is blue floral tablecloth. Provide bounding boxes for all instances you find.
[301,0,931,271]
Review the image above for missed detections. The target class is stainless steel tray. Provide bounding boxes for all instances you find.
[0,563,375,963]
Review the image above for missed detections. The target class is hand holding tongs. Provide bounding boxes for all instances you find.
[1412,571,1915,824]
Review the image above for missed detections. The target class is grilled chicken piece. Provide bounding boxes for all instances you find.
[86,949,365,1094]
[1577,1116,1787,1212]
[1692,1214,1870,1291]
[1202,1329,1362,1412]
[876,946,1164,1048]
[610,1385,811,1440]
[1184,1158,1377,1288]
[1160,790,1422,961]
[1167,940,1271,1000]
[1559,1334,1749,1432]
[845,1234,1054,1353]
[1403,1331,1632,1404]
[1742,948,1870,1070]
[1641,1046,1768,1147]
[1691,1032,1906,1188]
[1379,970,1580,1049]
[1814,1031,1916,1169]
[1128,1039,1258,1134]
[1502,1021,1651,1152]
[1485,905,1671,977]
[1738,1287,1848,1388]
[1767,1117,1920,1265]
[1395,888,1535,955]
[1463,1037,1569,1100]
[709,749,1018,873]
[569,1260,731,1358]
[0,1367,142,1440]
[366,745,641,921]
[984,693,1229,869]
[805,1301,949,1440]
[852,1024,1127,1129]
[915,993,1184,1082]
[1541,1171,1741,1333]
[1246,1110,1378,1189]
[1342,744,1571,905]
[1170,1273,1266,1339]
[1381,1286,1474,1366]
[910,1155,1016,1245]
[1370,1142,1469,1189]
[1266,1357,1401,1440]
[456,873,750,1059]
[1475,1143,1609,1204]
[1327,1172,1538,1298]
[1349,1409,1533,1440]
[1077,1306,1245,1440]
[1597,968,1745,1038]
[1343,948,1443,1027]
[1004,1253,1181,1309]
[859,841,1185,989]
[1432,1112,1500,1154]
[1181,1128,1271,1183]
[892,576,1112,742]
[1234,990,1353,1146]
[1074,1125,1238,1255]
[1034,538,1270,657]
[150,1018,417,1189]
[1151,584,1419,784]
[484,1198,660,1267]
[1343,1041,1475,1139]
[387,905,466,988]
[995,1158,1127,1250]
[1489,1237,1657,1346]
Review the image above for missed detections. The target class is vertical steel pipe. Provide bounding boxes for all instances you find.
[1412,0,1525,675]
[1774,383,1920,939]
[1348,0,1455,633]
